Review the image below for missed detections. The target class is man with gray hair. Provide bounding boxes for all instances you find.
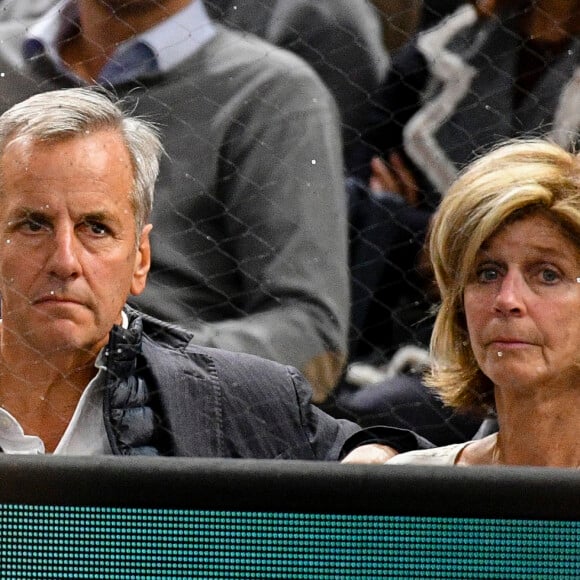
[0,87,414,461]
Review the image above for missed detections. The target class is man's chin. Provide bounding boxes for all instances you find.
[25,319,107,357]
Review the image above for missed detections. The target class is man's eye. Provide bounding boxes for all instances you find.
[22,218,48,233]
[84,221,110,236]
[26,221,42,232]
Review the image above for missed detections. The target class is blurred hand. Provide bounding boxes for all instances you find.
[369,151,419,206]
[341,443,398,464]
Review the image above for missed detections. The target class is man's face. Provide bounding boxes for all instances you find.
[0,129,151,357]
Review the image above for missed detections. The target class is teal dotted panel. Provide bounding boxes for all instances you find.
[0,505,578,579]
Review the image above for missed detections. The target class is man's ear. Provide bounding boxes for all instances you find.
[130,223,152,296]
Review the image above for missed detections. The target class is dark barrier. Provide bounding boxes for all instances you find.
[0,456,579,578]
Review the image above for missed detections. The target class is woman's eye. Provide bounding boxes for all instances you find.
[540,268,560,283]
[477,268,498,283]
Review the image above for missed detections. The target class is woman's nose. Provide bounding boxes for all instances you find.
[493,271,526,316]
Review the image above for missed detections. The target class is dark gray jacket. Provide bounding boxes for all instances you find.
[104,308,361,460]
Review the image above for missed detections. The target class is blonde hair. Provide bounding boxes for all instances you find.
[427,138,580,414]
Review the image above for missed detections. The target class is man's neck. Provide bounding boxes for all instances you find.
[59,0,193,82]
[518,0,579,44]
[0,331,99,451]
[476,1,579,43]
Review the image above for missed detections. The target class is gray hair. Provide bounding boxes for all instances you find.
[0,87,163,234]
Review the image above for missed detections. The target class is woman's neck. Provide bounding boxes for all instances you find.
[480,388,580,467]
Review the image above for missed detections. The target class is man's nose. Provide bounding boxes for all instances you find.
[46,225,82,279]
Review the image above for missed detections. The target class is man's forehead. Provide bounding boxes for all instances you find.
[1,128,129,159]
[0,131,134,209]
[0,130,132,177]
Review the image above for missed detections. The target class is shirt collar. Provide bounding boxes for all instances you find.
[24,0,216,83]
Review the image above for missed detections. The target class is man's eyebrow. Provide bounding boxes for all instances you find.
[6,207,52,220]
[81,211,112,221]
[5,208,122,225]
[79,210,125,226]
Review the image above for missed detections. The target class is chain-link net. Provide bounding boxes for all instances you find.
[0,0,577,449]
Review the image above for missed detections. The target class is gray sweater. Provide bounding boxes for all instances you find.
[205,0,389,165]
[0,23,349,401]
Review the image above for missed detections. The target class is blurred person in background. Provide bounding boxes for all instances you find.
[205,0,390,173]
[358,0,579,206]
[0,0,350,402]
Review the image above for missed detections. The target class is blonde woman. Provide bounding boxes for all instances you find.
[387,139,580,467]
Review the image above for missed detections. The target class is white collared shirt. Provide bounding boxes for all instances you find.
[23,0,216,84]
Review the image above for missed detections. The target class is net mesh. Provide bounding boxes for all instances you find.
[0,0,577,446]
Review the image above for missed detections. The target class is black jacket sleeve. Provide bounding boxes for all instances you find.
[339,426,436,460]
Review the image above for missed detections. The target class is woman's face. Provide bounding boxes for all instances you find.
[464,213,580,392]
